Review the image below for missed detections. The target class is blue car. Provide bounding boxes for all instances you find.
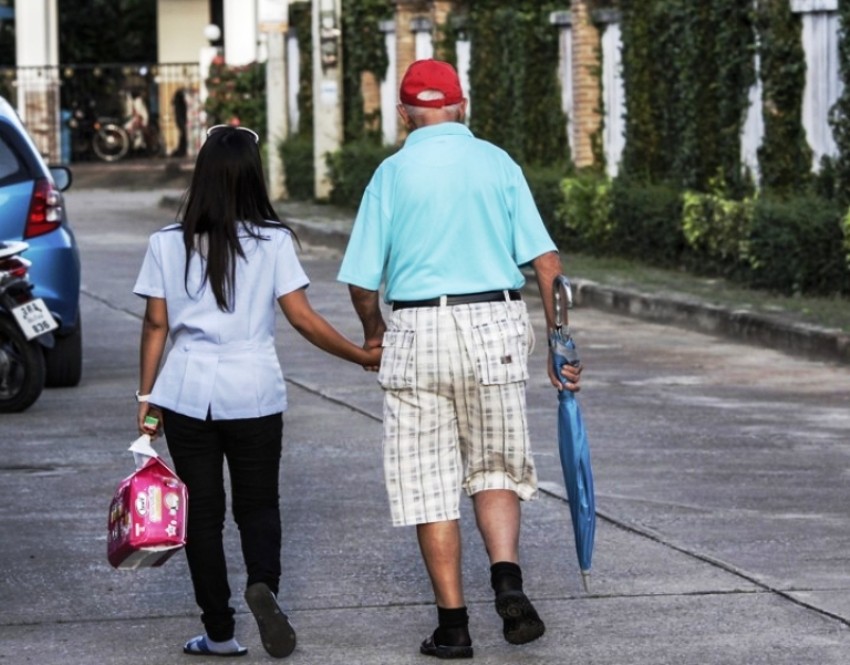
[0,96,82,387]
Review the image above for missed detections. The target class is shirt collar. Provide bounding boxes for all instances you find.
[404,122,473,147]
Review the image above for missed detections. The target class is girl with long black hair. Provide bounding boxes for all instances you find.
[133,124,381,658]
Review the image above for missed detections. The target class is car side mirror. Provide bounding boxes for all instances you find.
[49,165,72,192]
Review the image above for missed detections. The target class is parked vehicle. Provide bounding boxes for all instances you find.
[0,95,82,388]
[0,240,58,411]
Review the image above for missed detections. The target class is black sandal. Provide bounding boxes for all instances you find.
[419,632,473,659]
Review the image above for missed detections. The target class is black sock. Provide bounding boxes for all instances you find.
[490,561,523,595]
[434,606,471,647]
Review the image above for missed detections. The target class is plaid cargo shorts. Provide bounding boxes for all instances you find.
[378,298,538,526]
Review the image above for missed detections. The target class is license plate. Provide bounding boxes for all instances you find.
[11,298,59,340]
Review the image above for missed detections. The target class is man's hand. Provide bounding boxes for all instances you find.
[547,349,582,392]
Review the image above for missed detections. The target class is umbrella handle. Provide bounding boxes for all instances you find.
[552,275,573,330]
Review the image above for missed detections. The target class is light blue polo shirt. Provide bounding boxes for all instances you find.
[337,122,556,302]
[133,223,309,420]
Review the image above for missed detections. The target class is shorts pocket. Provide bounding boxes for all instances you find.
[378,329,416,390]
[471,317,529,385]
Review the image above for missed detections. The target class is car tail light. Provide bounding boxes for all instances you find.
[24,178,64,239]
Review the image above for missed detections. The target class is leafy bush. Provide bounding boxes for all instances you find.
[524,164,573,246]
[682,186,754,275]
[747,195,849,295]
[280,134,314,201]
[204,58,267,141]
[843,208,850,273]
[326,139,396,207]
[555,171,614,255]
[609,178,684,267]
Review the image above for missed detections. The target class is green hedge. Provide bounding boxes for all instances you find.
[525,164,573,245]
[280,134,314,201]
[747,196,848,295]
[609,179,684,266]
[326,139,396,208]
[549,172,850,296]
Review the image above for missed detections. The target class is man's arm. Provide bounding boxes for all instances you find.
[348,285,387,370]
[530,250,581,391]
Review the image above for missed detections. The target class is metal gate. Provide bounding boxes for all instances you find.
[0,62,202,164]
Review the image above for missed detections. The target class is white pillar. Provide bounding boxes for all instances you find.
[287,31,301,133]
[410,18,434,60]
[312,0,343,199]
[379,20,397,145]
[793,3,842,170]
[551,11,574,160]
[224,0,259,65]
[14,0,60,161]
[456,38,471,123]
[601,22,625,177]
[265,28,288,200]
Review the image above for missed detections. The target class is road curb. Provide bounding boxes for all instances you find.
[573,280,850,365]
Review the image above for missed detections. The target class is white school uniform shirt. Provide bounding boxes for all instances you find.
[133,222,309,420]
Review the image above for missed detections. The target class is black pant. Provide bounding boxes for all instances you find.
[162,409,283,642]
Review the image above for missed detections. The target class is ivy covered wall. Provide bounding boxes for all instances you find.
[619,0,755,196]
[462,0,569,168]
[755,0,811,197]
[341,0,392,142]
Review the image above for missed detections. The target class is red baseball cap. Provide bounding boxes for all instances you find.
[399,59,464,108]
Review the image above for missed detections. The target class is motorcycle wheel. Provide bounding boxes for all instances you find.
[0,315,46,413]
[92,124,130,162]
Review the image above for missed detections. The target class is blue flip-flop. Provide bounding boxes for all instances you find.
[183,635,248,657]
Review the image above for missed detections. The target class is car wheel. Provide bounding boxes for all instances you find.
[0,315,46,412]
[44,313,83,388]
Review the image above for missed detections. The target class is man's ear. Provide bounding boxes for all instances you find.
[457,98,468,123]
[397,103,414,130]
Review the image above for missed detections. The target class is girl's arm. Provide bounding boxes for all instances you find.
[138,297,168,434]
[278,288,381,369]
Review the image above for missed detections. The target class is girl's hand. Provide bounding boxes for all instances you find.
[137,403,163,438]
[362,342,382,372]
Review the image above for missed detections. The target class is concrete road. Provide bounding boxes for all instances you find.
[1,187,849,664]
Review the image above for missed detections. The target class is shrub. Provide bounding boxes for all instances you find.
[555,171,614,255]
[843,208,850,273]
[682,186,754,276]
[280,134,314,201]
[204,59,266,141]
[747,195,849,295]
[524,164,573,246]
[609,179,684,267]
[326,139,396,208]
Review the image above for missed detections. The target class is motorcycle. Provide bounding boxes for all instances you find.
[67,96,163,163]
[0,241,59,412]
[67,100,126,163]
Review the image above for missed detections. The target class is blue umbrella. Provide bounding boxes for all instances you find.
[549,275,596,591]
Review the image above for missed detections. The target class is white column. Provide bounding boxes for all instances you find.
[312,0,343,199]
[797,9,842,169]
[408,16,433,60]
[287,31,301,133]
[224,0,259,65]
[14,0,60,161]
[456,39,471,123]
[379,21,397,145]
[265,28,288,200]
[741,50,764,182]
[550,11,574,161]
[601,22,625,177]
